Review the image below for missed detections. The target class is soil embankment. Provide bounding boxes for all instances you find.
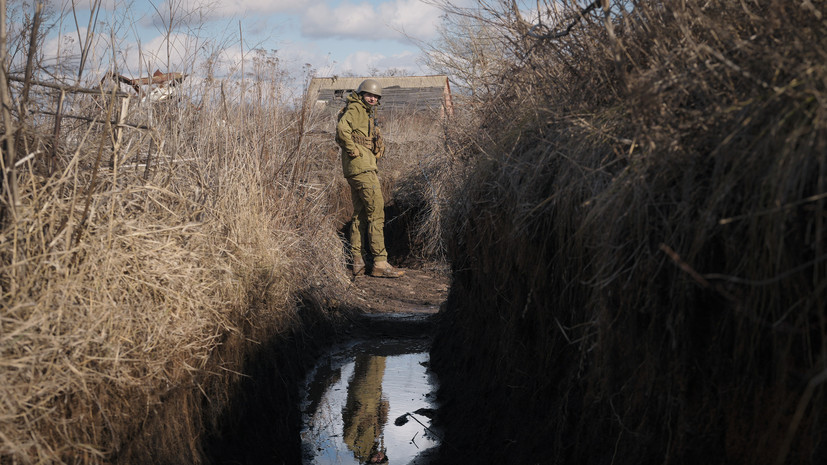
[426,2,827,464]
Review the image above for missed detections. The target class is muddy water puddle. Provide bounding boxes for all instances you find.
[300,333,440,465]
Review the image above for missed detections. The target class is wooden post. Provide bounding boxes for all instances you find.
[51,90,65,175]
[110,96,129,167]
[0,0,20,221]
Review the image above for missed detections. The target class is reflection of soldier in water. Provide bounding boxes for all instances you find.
[342,354,389,463]
[367,447,387,463]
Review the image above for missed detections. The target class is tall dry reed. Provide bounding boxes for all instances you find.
[1,17,349,464]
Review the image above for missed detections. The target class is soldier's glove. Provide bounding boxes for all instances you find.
[373,137,385,159]
[372,128,385,159]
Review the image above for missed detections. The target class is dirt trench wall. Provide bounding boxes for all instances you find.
[431,144,827,465]
[430,2,826,464]
[113,293,339,464]
[429,72,827,465]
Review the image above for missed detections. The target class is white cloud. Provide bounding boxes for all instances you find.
[381,0,443,39]
[152,0,310,20]
[339,50,385,75]
[129,32,206,73]
[137,0,308,31]
[33,1,439,88]
[302,0,442,42]
[336,49,422,76]
[273,41,329,68]
[39,26,114,81]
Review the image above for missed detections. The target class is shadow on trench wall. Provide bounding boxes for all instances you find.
[202,297,337,465]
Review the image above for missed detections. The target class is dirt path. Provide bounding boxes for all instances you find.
[342,264,450,314]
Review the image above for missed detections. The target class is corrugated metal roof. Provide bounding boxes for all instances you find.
[308,75,452,115]
[308,75,449,94]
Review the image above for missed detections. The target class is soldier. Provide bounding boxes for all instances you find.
[336,78,405,278]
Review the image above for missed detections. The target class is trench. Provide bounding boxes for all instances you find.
[202,307,444,465]
[202,201,451,464]
[292,201,448,464]
[299,313,441,465]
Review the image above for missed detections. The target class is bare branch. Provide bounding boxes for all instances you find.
[527,0,602,39]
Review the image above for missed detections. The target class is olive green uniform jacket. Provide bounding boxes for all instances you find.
[335,92,388,262]
[336,92,378,178]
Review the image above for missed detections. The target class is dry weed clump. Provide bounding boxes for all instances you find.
[387,103,478,262]
[378,104,455,261]
[431,1,827,464]
[1,175,234,462]
[1,49,348,463]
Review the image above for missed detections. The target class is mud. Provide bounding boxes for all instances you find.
[342,264,449,315]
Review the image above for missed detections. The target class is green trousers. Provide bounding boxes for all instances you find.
[347,171,387,263]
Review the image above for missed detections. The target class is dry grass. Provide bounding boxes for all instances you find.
[431,1,827,464]
[0,37,350,463]
[0,10,457,459]
[378,105,455,261]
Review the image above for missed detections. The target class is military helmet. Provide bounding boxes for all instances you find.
[357,78,382,98]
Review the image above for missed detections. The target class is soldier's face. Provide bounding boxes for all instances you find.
[362,93,379,106]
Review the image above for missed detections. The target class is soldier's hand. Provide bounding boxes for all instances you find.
[373,134,385,159]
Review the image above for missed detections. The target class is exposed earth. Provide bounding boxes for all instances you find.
[342,262,450,315]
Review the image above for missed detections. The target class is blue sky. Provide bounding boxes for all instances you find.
[32,0,460,85]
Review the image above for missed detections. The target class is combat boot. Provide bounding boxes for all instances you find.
[370,260,405,278]
[352,256,366,277]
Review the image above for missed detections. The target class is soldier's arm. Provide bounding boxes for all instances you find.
[336,108,360,157]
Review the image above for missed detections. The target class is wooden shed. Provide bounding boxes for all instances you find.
[307,75,453,118]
